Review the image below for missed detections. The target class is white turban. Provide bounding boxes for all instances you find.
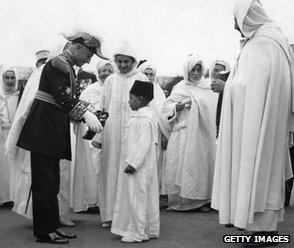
[1,66,19,92]
[210,59,231,77]
[234,0,273,39]
[137,61,157,76]
[96,60,112,72]
[113,40,138,63]
[183,54,203,84]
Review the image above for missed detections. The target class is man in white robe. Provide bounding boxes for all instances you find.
[73,60,113,212]
[137,61,171,195]
[0,66,19,205]
[111,80,159,243]
[211,0,294,244]
[98,41,147,227]
[210,59,231,137]
[163,55,218,211]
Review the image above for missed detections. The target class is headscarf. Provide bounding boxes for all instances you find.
[209,59,231,78]
[1,66,19,94]
[94,59,113,84]
[113,40,138,72]
[233,0,294,112]
[234,0,273,39]
[97,60,112,73]
[137,61,157,82]
[137,62,157,76]
[183,54,210,89]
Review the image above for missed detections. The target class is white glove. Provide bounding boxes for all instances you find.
[83,111,103,133]
[87,104,96,113]
[1,122,11,130]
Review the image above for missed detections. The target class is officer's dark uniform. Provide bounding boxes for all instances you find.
[17,52,88,237]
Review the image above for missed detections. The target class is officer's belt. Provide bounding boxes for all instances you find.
[35,90,61,108]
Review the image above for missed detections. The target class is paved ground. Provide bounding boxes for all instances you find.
[0,205,293,248]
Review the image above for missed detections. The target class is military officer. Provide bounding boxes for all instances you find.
[17,32,107,244]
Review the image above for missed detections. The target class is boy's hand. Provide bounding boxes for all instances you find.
[124,165,136,174]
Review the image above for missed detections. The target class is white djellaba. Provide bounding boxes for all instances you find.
[163,54,218,211]
[5,42,73,223]
[98,41,148,223]
[72,59,111,212]
[0,66,19,205]
[111,106,159,242]
[211,0,294,231]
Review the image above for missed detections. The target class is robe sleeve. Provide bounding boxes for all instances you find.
[162,92,188,123]
[162,94,179,123]
[237,39,271,153]
[125,120,152,170]
[46,64,89,122]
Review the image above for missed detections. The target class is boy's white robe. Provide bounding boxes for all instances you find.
[98,69,147,222]
[211,23,294,230]
[111,107,159,240]
[163,80,217,210]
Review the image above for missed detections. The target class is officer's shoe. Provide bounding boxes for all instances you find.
[55,228,77,239]
[36,232,69,244]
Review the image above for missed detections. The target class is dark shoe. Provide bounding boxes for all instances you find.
[199,206,211,213]
[36,232,69,244]
[55,228,77,239]
[165,206,174,212]
[225,224,234,228]
[101,221,112,228]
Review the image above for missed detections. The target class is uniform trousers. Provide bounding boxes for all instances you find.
[31,152,60,236]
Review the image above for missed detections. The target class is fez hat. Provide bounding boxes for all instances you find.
[130,80,154,101]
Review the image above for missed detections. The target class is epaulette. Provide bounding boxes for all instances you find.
[51,55,71,74]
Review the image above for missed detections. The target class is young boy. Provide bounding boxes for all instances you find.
[111,80,160,243]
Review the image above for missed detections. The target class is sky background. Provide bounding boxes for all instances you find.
[0,0,294,76]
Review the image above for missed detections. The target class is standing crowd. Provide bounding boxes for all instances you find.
[0,0,294,247]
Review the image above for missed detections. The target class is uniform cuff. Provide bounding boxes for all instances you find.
[69,101,90,122]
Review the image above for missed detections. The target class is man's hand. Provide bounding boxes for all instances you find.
[176,99,192,112]
[161,135,168,150]
[83,111,103,133]
[124,165,136,174]
[91,141,102,149]
[211,79,225,93]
